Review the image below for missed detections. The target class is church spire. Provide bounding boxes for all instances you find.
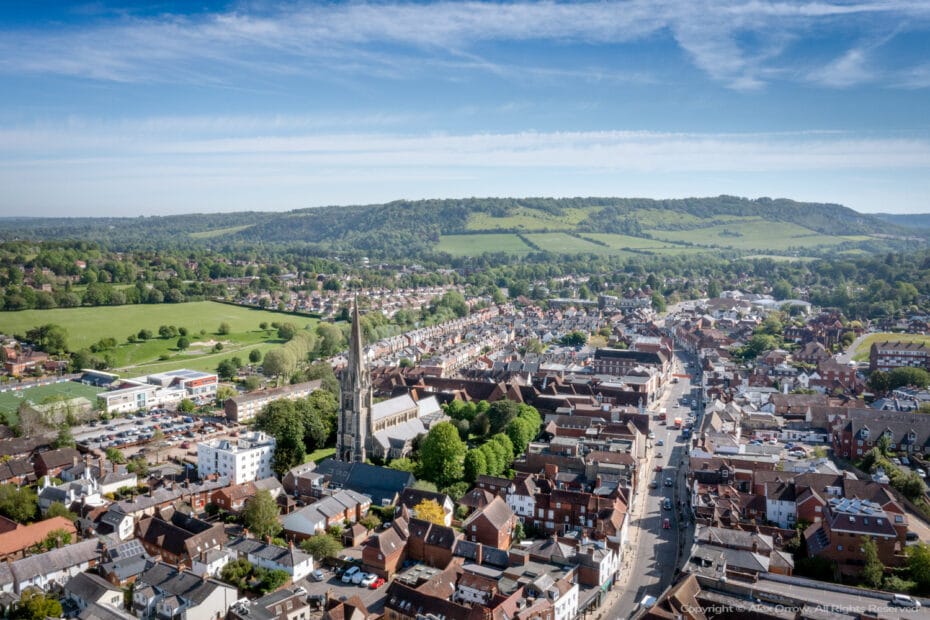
[337,297,372,463]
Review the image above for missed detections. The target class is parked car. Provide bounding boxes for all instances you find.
[662,518,671,529]
[649,480,658,489]
[370,577,385,589]
[341,567,360,583]
[663,498,672,510]
[311,569,325,582]
[654,465,663,472]
[919,469,927,478]
[664,477,673,487]
[359,573,377,587]
[656,439,664,446]
[890,594,921,608]
[351,571,368,585]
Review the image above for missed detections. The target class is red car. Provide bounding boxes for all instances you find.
[654,465,663,472]
[369,577,385,589]
[663,518,671,529]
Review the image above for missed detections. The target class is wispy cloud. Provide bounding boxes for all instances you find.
[1,1,928,89]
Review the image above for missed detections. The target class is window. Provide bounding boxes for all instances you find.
[837,545,843,551]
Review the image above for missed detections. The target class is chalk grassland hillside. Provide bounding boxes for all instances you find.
[1,196,923,258]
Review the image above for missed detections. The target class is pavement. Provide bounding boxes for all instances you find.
[599,349,699,619]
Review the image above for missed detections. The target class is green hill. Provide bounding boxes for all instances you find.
[0,196,922,259]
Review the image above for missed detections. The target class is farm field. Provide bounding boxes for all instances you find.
[436,233,534,256]
[853,332,930,362]
[0,381,104,422]
[582,234,707,255]
[523,233,607,254]
[0,301,315,372]
[645,218,867,251]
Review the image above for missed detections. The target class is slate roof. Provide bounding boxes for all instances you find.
[137,562,233,605]
[314,459,415,506]
[408,518,458,550]
[10,538,99,583]
[79,602,138,620]
[136,515,225,559]
[66,572,121,602]
[226,537,312,568]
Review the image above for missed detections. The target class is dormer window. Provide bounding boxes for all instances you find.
[909,431,917,442]
[883,430,893,440]
[861,428,870,440]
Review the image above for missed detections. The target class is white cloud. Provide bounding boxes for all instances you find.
[0,1,928,89]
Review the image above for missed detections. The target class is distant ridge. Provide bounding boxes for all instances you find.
[0,196,922,258]
[870,213,930,230]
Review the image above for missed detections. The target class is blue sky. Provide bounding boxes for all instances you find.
[1,1,930,217]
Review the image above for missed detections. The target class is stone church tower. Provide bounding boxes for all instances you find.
[337,301,372,463]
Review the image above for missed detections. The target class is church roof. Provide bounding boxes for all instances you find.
[372,394,417,421]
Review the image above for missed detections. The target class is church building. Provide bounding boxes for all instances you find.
[337,302,447,463]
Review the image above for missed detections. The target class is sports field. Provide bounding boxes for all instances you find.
[853,333,930,362]
[1,301,314,372]
[0,381,104,421]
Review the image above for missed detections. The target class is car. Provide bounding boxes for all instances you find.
[359,573,377,587]
[902,456,911,466]
[907,531,920,542]
[180,442,190,449]
[664,477,673,487]
[890,594,921,608]
[919,469,927,478]
[656,452,663,458]
[748,440,762,446]
[663,498,672,510]
[370,577,385,589]
[656,439,664,446]
[654,465,663,472]
[662,518,671,529]
[648,431,656,439]
[649,480,658,489]
[351,571,367,585]
[892,457,902,466]
[311,569,326,582]
[341,567,360,583]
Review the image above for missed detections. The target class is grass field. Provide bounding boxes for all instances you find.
[645,218,866,252]
[853,333,930,362]
[466,207,593,231]
[582,234,707,255]
[436,233,534,256]
[523,233,608,254]
[0,381,104,421]
[0,301,316,372]
[189,225,253,239]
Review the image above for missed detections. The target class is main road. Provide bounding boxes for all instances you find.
[607,348,700,618]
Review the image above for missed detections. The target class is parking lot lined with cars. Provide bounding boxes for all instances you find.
[72,409,232,456]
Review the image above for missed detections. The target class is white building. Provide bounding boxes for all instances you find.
[197,431,276,484]
[552,580,579,620]
[98,369,218,414]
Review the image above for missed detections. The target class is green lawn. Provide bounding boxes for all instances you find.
[305,447,336,463]
[436,233,534,256]
[0,381,104,421]
[853,333,930,362]
[582,234,707,255]
[0,301,316,373]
